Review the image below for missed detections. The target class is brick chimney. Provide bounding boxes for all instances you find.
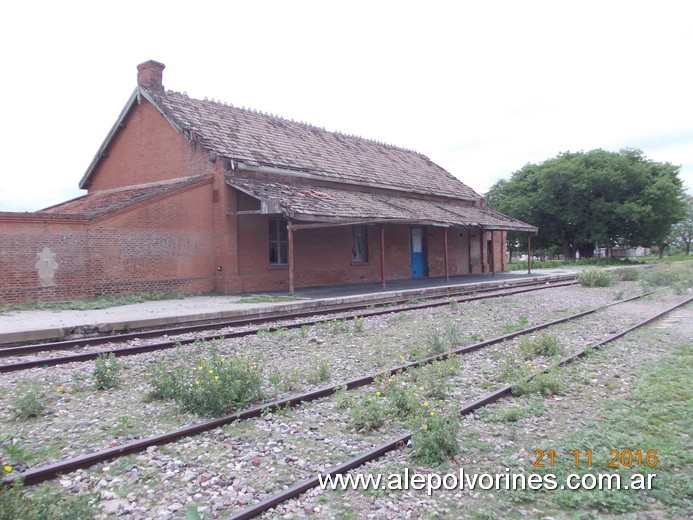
[136,60,165,91]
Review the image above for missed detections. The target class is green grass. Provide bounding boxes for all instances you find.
[487,343,692,517]
[507,255,692,271]
[236,294,301,303]
[547,344,693,515]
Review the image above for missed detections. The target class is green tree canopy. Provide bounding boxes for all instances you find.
[486,149,686,260]
[670,194,693,255]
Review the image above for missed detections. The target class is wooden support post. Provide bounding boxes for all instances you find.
[380,225,386,288]
[490,231,495,276]
[527,234,532,275]
[479,228,485,273]
[444,227,450,281]
[467,228,472,274]
[288,226,295,295]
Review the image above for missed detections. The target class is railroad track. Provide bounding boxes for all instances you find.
[2,276,576,352]
[0,277,579,373]
[230,294,692,520]
[2,287,680,493]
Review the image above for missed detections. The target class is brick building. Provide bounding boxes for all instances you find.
[0,60,536,304]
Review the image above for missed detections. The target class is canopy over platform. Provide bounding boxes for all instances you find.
[226,177,537,233]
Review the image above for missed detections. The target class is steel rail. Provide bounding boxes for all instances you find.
[1,288,662,488]
[0,279,578,373]
[0,276,576,354]
[229,295,692,520]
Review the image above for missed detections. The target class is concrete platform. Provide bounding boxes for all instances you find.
[0,269,577,346]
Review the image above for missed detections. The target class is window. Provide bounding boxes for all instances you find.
[269,218,288,265]
[352,224,368,262]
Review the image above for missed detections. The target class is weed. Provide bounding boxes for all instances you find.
[498,351,530,383]
[280,369,302,392]
[519,333,562,359]
[0,479,95,519]
[271,324,286,335]
[350,394,388,431]
[514,370,564,397]
[412,359,459,399]
[640,262,693,293]
[387,382,420,417]
[501,405,522,422]
[353,317,365,333]
[93,352,124,390]
[1,438,33,467]
[12,383,48,419]
[330,318,350,334]
[274,402,293,416]
[306,360,331,385]
[426,331,448,355]
[268,372,283,392]
[390,313,409,324]
[577,268,613,287]
[503,315,530,333]
[411,409,460,465]
[147,348,263,416]
[614,267,640,281]
[333,384,355,409]
[110,416,134,436]
[449,299,459,311]
[444,321,462,347]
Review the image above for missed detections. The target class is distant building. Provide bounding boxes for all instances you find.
[0,60,536,304]
[594,246,650,258]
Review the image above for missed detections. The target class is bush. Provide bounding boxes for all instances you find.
[147,349,263,416]
[577,269,613,287]
[411,410,460,465]
[93,352,124,390]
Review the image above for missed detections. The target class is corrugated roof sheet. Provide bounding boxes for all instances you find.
[227,177,537,232]
[144,88,482,200]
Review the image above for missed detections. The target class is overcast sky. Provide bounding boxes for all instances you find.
[1,0,691,212]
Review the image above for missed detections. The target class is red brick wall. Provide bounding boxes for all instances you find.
[225,210,507,293]
[85,100,216,192]
[0,182,216,304]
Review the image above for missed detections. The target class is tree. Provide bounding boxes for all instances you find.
[486,149,686,260]
[670,194,693,255]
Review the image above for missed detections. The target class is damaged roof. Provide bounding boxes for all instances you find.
[42,176,207,218]
[147,89,481,200]
[228,177,538,232]
[81,84,482,202]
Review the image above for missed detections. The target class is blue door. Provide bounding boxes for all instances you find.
[410,227,426,278]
